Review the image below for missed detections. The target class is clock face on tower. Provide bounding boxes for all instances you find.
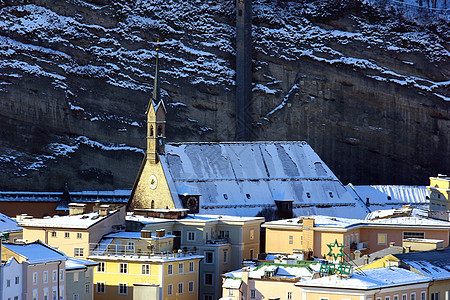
[149,174,158,190]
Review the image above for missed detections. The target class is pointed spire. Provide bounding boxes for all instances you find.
[152,38,161,105]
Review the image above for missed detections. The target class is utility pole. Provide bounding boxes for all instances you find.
[235,0,252,141]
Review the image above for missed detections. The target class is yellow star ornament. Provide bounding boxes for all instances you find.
[327,239,345,260]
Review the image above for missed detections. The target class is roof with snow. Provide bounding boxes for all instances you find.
[223,261,318,282]
[393,247,450,280]
[66,257,98,270]
[157,141,370,218]
[296,267,429,289]
[0,212,22,233]
[352,185,429,208]
[263,213,450,230]
[0,190,129,204]
[18,209,120,229]
[2,241,67,264]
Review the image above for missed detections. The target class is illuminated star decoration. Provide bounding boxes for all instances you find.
[327,239,345,261]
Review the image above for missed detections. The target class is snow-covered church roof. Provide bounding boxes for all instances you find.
[160,141,370,218]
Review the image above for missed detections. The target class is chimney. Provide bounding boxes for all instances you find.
[404,245,411,253]
[98,205,110,216]
[141,230,152,239]
[362,254,369,265]
[69,203,86,216]
[353,250,361,259]
[302,218,315,228]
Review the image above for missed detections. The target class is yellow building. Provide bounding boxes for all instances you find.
[88,233,202,300]
[18,204,126,258]
[359,248,450,300]
[428,175,450,220]
[127,210,264,300]
[296,267,429,300]
[263,213,450,259]
[221,260,317,300]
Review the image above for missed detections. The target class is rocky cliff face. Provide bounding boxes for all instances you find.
[0,0,448,191]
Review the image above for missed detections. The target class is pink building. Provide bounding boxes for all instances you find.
[1,241,67,300]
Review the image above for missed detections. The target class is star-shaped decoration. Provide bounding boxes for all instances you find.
[327,239,345,261]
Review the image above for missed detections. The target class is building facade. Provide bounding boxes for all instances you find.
[19,205,126,259]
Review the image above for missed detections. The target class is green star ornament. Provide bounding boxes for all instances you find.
[326,239,345,261]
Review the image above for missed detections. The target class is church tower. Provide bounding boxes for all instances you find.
[146,42,166,163]
[127,41,175,212]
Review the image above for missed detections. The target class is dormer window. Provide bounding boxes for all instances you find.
[223,194,228,200]
[306,192,311,198]
[329,192,333,198]
[246,194,251,199]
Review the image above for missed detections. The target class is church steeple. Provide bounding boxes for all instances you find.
[146,40,166,164]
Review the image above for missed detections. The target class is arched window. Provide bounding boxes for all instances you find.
[150,126,154,137]
[157,125,162,136]
[151,200,155,209]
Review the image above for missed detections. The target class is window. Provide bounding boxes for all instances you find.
[386,297,391,300]
[167,284,173,296]
[126,241,135,251]
[205,251,214,264]
[59,288,64,300]
[394,295,399,300]
[250,289,256,298]
[52,289,57,300]
[74,272,79,282]
[33,290,38,300]
[377,297,382,300]
[97,262,105,272]
[44,290,48,300]
[188,281,194,293]
[142,264,150,275]
[178,262,184,274]
[178,282,183,294]
[421,291,427,300]
[6,279,10,287]
[14,297,18,300]
[403,294,408,300]
[204,273,213,286]
[97,282,105,293]
[59,270,64,281]
[287,292,293,300]
[118,283,127,295]
[205,296,213,300]
[187,231,196,241]
[15,276,19,284]
[51,231,57,237]
[167,264,173,275]
[77,233,82,239]
[223,250,228,263]
[33,272,37,284]
[229,289,234,296]
[52,270,57,282]
[250,229,255,240]
[411,293,416,300]
[250,249,254,259]
[73,294,79,300]
[65,232,70,238]
[189,261,194,272]
[431,294,439,300]
[74,247,84,257]
[119,263,128,274]
[403,232,425,239]
[219,231,230,239]
[85,284,90,293]
[378,233,387,245]
[289,235,294,244]
[43,271,48,283]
